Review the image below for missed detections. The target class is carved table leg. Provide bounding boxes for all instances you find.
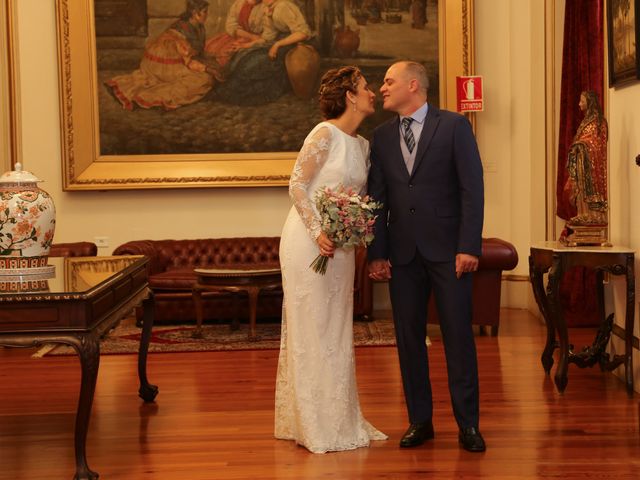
[595,269,606,325]
[624,254,635,396]
[565,270,614,368]
[529,255,555,374]
[247,286,260,341]
[138,294,159,403]
[230,292,241,331]
[547,254,568,393]
[70,334,100,480]
[192,284,204,339]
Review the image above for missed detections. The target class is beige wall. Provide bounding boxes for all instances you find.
[475,0,546,307]
[6,0,550,309]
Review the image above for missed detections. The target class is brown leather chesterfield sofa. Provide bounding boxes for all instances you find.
[112,237,371,324]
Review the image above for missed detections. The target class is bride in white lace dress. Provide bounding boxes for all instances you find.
[275,66,387,453]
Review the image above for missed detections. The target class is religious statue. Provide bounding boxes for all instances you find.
[561,90,609,246]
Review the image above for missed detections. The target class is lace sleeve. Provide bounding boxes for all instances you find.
[289,126,331,240]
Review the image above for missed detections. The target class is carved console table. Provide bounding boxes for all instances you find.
[0,256,158,480]
[529,242,635,396]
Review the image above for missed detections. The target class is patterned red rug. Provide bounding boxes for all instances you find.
[33,316,397,356]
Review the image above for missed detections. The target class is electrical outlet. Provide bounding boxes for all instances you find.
[94,236,109,248]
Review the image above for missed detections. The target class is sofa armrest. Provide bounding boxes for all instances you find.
[479,237,519,271]
[113,240,165,274]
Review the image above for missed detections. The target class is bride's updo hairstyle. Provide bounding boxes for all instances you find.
[318,66,362,119]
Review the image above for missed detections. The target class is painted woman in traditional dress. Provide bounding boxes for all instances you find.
[564,90,608,225]
[204,0,266,67]
[261,0,311,59]
[106,0,222,110]
[209,0,313,105]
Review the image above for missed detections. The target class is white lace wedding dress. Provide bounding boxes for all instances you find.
[274,121,387,453]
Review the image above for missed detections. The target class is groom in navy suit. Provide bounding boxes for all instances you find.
[367,61,486,452]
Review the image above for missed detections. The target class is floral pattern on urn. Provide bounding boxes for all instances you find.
[0,163,56,270]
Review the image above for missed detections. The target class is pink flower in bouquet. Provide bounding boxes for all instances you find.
[310,184,382,274]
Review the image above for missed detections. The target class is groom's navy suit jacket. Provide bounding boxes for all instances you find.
[368,105,484,265]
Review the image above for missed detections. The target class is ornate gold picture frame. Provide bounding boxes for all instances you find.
[1,0,19,171]
[606,0,639,87]
[47,0,473,190]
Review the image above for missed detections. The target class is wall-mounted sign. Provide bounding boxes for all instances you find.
[456,76,484,112]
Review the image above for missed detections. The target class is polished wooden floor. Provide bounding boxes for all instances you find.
[1,309,638,479]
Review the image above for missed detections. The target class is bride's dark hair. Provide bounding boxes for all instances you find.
[318,66,362,119]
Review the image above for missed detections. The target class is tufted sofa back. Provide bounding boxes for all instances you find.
[49,242,98,257]
[113,237,281,275]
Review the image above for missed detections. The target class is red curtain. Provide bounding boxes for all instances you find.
[557,0,605,218]
[556,0,604,327]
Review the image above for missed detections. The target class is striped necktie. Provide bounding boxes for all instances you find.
[401,117,415,153]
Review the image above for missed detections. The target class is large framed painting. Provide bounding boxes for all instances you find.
[50,0,474,190]
[607,0,640,86]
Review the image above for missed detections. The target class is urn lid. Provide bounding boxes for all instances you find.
[0,162,42,184]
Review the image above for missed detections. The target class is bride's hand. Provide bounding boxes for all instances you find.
[316,232,335,257]
[368,259,392,280]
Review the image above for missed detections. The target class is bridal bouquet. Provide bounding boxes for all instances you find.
[310,184,382,275]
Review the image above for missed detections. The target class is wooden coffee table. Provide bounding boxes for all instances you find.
[192,268,282,340]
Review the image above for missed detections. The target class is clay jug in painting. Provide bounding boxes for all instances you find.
[334,26,360,58]
[0,163,56,271]
[285,43,321,99]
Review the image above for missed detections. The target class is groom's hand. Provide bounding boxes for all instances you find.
[368,259,392,280]
[456,253,479,279]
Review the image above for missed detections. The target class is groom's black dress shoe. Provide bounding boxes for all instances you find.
[458,427,486,452]
[399,422,434,448]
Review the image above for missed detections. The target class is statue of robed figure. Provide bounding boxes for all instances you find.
[561,90,610,246]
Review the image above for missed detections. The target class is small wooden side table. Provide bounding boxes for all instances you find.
[529,242,635,396]
[192,268,282,340]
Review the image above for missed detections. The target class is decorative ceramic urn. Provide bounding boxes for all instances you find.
[0,278,50,293]
[0,163,56,271]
